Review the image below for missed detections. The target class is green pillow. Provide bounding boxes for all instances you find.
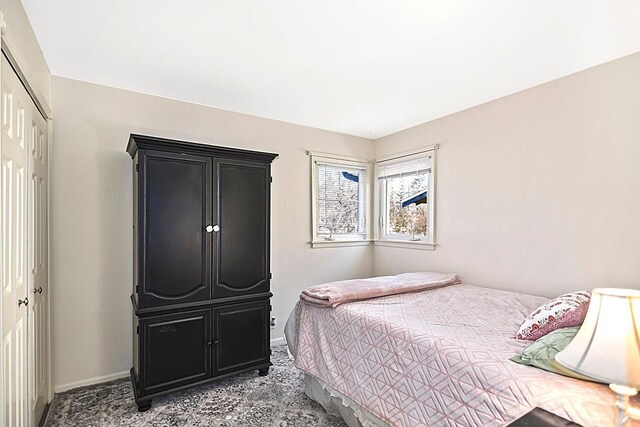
[511,326,602,383]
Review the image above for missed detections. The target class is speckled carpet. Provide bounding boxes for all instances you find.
[45,345,346,426]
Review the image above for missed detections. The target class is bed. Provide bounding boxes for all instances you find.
[285,279,631,427]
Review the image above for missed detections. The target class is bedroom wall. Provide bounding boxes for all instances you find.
[50,76,373,391]
[372,52,640,298]
[0,0,51,109]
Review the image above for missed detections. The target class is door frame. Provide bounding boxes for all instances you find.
[0,9,54,427]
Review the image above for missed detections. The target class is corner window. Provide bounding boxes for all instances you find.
[310,153,370,247]
[375,149,436,248]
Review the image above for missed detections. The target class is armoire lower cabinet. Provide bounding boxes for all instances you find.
[127,134,277,411]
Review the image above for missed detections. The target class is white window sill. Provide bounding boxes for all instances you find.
[310,240,372,248]
[372,239,436,250]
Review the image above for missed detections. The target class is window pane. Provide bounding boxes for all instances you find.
[316,164,366,236]
[385,171,428,237]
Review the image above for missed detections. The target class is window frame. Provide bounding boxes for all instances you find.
[374,146,438,250]
[309,152,372,248]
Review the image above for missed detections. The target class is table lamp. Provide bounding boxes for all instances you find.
[555,288,640,427]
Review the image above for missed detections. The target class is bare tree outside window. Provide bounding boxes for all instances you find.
[386,173,428,238]
[316,164,365,237]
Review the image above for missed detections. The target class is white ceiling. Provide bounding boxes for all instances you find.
[21,0,640,139]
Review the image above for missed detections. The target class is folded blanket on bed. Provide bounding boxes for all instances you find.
[300,271,461,307]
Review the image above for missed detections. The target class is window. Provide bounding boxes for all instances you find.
[310,153,370,246]
[375,148,436,248]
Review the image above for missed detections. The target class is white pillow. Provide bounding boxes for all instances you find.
[516,291,591,340]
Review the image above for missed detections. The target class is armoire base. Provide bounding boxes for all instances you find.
[129,363,272,412]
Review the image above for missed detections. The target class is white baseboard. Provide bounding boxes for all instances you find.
[270,336,286,347]
[55,340,286,393]
[54,370,130,393]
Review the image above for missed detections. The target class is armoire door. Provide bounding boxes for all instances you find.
[1,53,30,427]
[213,159,270,298]
[139,309,211,395]
[140,151,212,307]
[213,300,269,376]
[28,103,48,424]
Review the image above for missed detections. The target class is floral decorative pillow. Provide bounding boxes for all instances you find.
[516,291,591,340]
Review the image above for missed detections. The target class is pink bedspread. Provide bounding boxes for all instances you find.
[301,272,461,307]
[293,284,632,427]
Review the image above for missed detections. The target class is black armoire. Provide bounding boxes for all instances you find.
[126,134,277,411]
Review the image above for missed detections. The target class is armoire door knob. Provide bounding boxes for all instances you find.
[34,286,43,294]
[206,225,213,233]
[205,225,220,233]
[18,297,29,307]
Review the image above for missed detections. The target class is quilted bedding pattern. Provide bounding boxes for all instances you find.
[293,284,623,427]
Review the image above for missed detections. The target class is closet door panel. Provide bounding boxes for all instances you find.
[140,151,212,307]
[1,54,29,427]
[213,160,269,298]
[28,107,48,424]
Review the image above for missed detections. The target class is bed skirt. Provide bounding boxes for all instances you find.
[286,312,389,427]
[304,373,391,427]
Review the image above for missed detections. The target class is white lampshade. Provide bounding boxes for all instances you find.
[555,288,640,388]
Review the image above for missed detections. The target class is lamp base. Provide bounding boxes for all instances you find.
[610,384,638,427]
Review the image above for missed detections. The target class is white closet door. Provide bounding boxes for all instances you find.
[1,53,29,427]
[28,83,48,426]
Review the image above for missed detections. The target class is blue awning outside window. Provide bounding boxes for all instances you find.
[342,171,359,182]
[401,190,427,207]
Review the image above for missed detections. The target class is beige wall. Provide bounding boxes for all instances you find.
[1,0,51,111]
[373,52,640,297]
[50,50,640,390]
[50,76,373,390]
